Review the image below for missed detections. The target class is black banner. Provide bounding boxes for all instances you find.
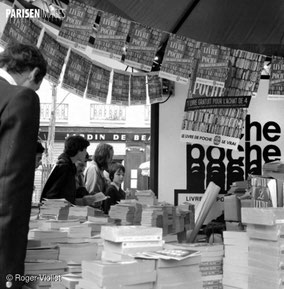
[184,95,251,111]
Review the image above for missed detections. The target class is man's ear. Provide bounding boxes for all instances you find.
[29,67,40,83]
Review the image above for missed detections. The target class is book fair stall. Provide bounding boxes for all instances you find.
[2,1,284,289]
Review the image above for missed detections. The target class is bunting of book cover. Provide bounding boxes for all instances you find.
[147,72,166,104]
[268,56,284,99]
[86,60,111,103]
[92,11,131,61]
[57,0,98,50]
[130,73,147,105]
[159,34,200,84]
[39,30,68,84]
[62,49,91,97]
[111,69,130,106]
[226,49,265,97]
[0,4,42,47]
[124,23,165,71]
[180,43,252,150]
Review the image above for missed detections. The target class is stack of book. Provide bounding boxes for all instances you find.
[154,247,203,289]
[166,242,224,289]
[50,273,82,289]
[140,205,165,228]
[227,180,249,196]
[100,225,163,262]
[68,206,89,221]
[60,224,92,239]
[40,199,70,220]
[78,259,157,289]
[222,231,249,289]
[25,256,67,289]
[242,207,284,289]
[108,201,142,225]
[26,246,59,262]
[84,215,111,236]
[135,190,158,205]
[39,219,81,231]
[57,240,101,263]
[28,229,68,245]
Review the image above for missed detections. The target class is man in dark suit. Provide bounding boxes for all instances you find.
[0,42,47,289]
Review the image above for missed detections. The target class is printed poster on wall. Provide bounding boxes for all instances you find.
[147,72,166,104]
[92,12,131,61]
[130,73,147,105]
[39,30,68,84]
[111,69,130,106]
[62,49,92,97]
[268,56,284,100]
[159,34,200,84]
[124,23,164,71]
[180,54,252,150]
[86,60,111,103]
[1,14,42,47]
[57,0,98,50]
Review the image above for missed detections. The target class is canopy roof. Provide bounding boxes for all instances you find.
[10,0,284,59]
[86,0,284,58]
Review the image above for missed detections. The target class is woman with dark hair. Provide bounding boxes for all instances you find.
[85,143,114,195]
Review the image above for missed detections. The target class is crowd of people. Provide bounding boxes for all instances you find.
[40,136,126,211]
[0,42,126,289]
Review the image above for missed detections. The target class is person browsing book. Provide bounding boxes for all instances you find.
[104,162,126,214]
[85,143,114,195]
[0,42,47,289]
[41,136,99,206]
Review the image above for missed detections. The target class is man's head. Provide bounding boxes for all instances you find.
[0,42,47,91]
[64,135,90,163]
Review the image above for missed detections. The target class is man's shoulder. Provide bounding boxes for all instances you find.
[0,80,38,100]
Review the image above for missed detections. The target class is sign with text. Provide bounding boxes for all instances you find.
[62,49,92,97]
[111,69,130,105]
[184,95,251,110]
[124,23,164,71]
[92,11,131,61]
[58,0,98,50]
[1,12,42,46]
[159,34,200,84]
[268,56,284,99]
[39,30,68,84]
[174,190,224,224]
[130,73,147,105]
[39,131,151,142]
[86,60,111,103]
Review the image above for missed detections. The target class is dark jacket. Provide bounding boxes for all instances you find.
[41,153,88,204]
[0,77,40,289]
[104,183,126,214]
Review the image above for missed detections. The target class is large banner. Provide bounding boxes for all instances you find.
[57,0,98,50]
[268,56,284,99]
[62,49,92,97]
[124,23,164,71]
[86,60,111,103]
[181,47,265,150]
[92,12,131,61]
[111,69,130,105]
[1,9,42,46]
[159,34,200,84]
[147,72,165,104]
[130,73,147,105]
[39,30,68,84]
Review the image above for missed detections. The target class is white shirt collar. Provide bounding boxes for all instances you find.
[0,68,17,85]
